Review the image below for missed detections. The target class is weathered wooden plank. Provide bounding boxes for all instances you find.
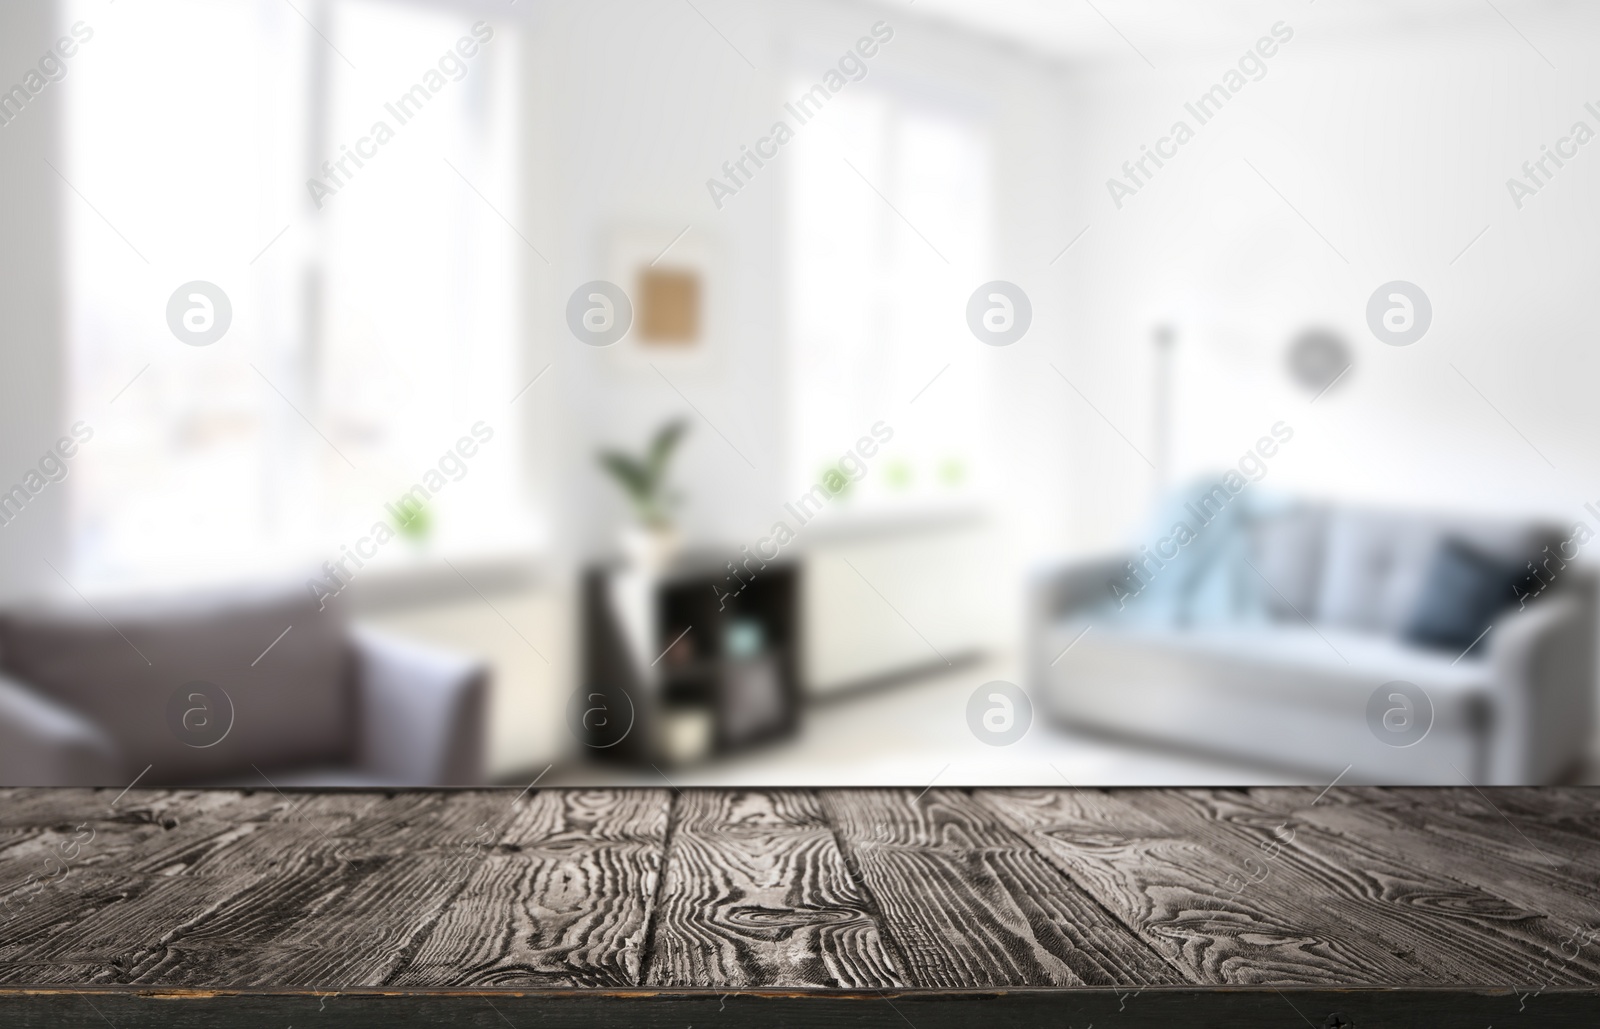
[0,789,671,988]
[0,788,271,871]
[25,790,482,987]
[1126,788,1600,986]
[1253,786,1600,929]
[820,788,1177,989]
[388,788,672,987]
[0,789,290,984]
[5,784,1600,1007]
[1259,792,1600,997]
[974,787,1435,985]
[1366,787,1600,885]
[646,789,903,989]
[190,790,628,987]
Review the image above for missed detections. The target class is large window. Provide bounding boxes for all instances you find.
[65,0,528,589]
[787,78,992,512]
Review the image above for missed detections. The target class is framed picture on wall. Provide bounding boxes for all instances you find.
[604,224,721,371]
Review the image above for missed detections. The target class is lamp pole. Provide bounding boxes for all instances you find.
[1152,323,1175,492]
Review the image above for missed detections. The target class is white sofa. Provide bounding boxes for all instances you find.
[1029,499,1595,785]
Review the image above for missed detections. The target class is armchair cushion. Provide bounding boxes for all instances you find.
[351,626,487,785]
[0,586,352,782]
[0,672,121,786]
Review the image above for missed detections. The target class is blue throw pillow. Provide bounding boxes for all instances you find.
[1403,537,1519,654]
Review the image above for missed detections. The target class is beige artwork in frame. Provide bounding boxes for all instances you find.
[604,225,720,371]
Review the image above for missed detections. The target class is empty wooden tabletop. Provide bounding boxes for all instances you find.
[1,786,1597,1026]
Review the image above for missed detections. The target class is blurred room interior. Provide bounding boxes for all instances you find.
[1,0,1596,789]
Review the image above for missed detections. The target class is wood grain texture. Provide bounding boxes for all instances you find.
[820,788,1177,989]
[2,784,1600,1013]
[0,788,291,985]
[1344,786,1600,886]
[1254,786,1600,937]
[974,787,1437,985]
[388,788,671,987]
[1127,788,1600,986]
[646,789,903,989]
[22,791,487,987]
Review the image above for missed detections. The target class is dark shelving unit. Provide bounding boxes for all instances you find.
[580,550,799,765]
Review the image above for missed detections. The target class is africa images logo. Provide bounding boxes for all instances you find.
[166,281,233,346]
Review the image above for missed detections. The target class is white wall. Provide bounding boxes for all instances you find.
[1056,4,1600,553]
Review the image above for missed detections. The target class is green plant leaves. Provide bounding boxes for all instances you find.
[597,418,690,528]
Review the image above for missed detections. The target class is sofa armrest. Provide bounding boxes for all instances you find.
[1485,582,1596,784]
[1027,553,1128,692]
[1029,553,1131,623]
[350,627,489,785]
[0,673,122,786]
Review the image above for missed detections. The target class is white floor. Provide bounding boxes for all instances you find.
[546,655,1332,789]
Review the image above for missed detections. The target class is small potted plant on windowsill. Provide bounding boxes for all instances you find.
[598,418,688,570]
[392,500,433,552]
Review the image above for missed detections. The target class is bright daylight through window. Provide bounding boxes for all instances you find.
[63,0,528,590]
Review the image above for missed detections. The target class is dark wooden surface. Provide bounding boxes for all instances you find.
[2,786,1598,1026]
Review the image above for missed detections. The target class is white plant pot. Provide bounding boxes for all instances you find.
[619,524,681,571]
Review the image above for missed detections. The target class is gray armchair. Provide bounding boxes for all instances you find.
[0,587,487,787]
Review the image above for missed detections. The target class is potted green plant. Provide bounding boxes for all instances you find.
[598,418,689,568]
